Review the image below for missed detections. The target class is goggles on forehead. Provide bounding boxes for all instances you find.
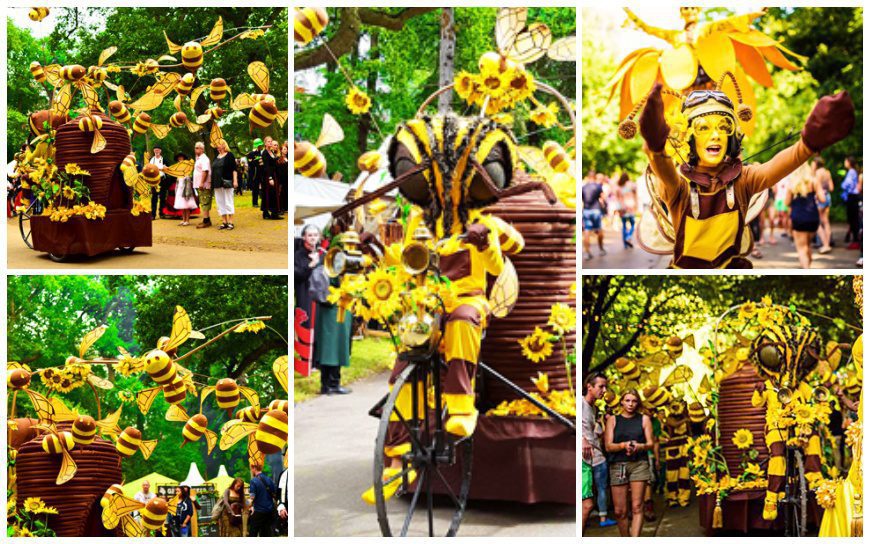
[691,114,736,137]
[682,90,735,111]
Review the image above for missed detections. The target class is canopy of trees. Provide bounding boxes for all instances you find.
[7,7,288,161]
[8,275,288,481]
[295,7,576,180]
[582,275,860,375]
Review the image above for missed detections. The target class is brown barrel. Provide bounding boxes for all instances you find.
[480,183,576,405]
[717,363,770,476]
[16,423,122,536]
[54,113,132,211]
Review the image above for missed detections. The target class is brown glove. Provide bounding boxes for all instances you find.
[465,223,490,251]
[639,83,670,153]
[359,231,384,258]
[801,91,855,152]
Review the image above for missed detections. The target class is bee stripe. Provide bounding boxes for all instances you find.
[294,148,323,177]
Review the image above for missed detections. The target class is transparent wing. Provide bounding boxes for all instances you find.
[98,46,118,67]
[24,389,55,422]
[495,8,527,53]
[57,447,78,485]
[201,17,224,48]
[164,31,183,54]
[90,129,107,154]
[49,396,79,422]
[209,122,223,149]
[316,113,344,148]
[508,22,552,64]
[80,83,101,111]
[165,403,189,422]
[87,372,113,389]
[199,385,215,413]
[489,258,519,318]
[231,93,257,111]
[204,429,217,455]
[547,35,576,62]
[164,305,192,352]
[219,420,257,450]
[273,355,288,393]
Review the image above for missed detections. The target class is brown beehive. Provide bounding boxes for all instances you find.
[480,186,575,404]
[717,363,770,476]
[15,424,122,537]
[54,113,132,210]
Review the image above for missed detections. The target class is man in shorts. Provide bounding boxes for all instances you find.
[193,141,213,228]
[582,173,607,260]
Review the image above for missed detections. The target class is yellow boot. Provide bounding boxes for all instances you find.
[361,467,418,505]
[762,492,779,521]
[445,410,478,438]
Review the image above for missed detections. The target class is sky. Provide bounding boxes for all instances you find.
[8,7,105,39]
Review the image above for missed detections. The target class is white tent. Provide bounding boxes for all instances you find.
[178,462,205,487]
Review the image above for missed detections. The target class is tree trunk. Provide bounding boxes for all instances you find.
[437,8,456,114]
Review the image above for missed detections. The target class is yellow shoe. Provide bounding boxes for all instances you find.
[762,498,778,521]
[445,410,478,438]
[361,467,418,505]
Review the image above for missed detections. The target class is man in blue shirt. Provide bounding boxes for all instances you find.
[248,463,277,536]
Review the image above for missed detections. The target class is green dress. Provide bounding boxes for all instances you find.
[313,297,352,367]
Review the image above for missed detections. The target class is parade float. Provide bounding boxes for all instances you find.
[294,7,576,536]
[13,10,286,261]
[7,305,289,537]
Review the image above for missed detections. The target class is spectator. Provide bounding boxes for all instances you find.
[616,172,637,249]
[260,137,281,220]
[211,139,239,230]
[278,141,289,215]
[193,142,213,229]
[812,157,834,253]
[582,373,615,532]
[786,163,825,269]
[149,146,166,219]
[174,486,194,537]
[582,172,607,260]
[172,152,197,226]
[248,463,277,537]
[841,156,861,247]
[247,139,264,206]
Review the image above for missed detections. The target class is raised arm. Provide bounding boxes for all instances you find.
[639,84,684,203]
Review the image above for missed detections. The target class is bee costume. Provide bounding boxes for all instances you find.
[661,400,692,507]
[631,81,854,269]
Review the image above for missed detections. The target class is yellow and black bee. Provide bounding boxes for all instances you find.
[29,7,49,22]
[294,7,328,45]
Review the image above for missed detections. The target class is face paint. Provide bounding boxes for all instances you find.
[692,114,735,168]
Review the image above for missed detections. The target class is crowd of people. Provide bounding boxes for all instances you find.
[128,462,288,537]
[581,372,859,536]
[147,137,289,228]
[581,156,863,268]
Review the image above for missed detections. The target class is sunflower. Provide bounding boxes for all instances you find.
[345,87,372,115]
[547,303,576,335]
[519,327,553,363]
[476,70,511,99]
[364,267,402,319]
[744,462,764,480]
[529,102,559,128]
[14,526,33,537]
[23,497,46,514]
[530,371,549,394]
[737,302,757,320]
[505,67,534,102]
[454,70,477,100]
[732,428,754,450]
[793,402,815,425]
[62,186,76,200]
[64,163,90,176]
[234,320,266,333]
[35,504,58,515]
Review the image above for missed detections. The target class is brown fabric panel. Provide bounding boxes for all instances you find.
[767,474,786,492]
[671,186,744,269]
[804,454,822,474]
[446,304,481,327]
[679,158,742,187]
[768,441,786,457]
[388,357,411,384]
[741,139,813,196]
[385,420,409,450]
[444,359,476,395]
[31,213,152,257]
[439,249,471,281]
[698,492,823,535]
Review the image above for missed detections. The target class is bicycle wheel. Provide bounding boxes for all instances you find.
[373,361,473,537]
[19,200,35,249]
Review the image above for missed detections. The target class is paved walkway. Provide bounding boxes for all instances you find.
[583,220,861,269]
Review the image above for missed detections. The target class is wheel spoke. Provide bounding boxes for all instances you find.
[400,466,426,536]
[427,459,434,537]
[393,406,429,454]
[433,466,462,509]
[382,465,414,487]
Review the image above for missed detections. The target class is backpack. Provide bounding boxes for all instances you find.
[308,264,330,303]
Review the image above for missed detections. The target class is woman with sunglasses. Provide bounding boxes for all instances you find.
[636,82,854,268]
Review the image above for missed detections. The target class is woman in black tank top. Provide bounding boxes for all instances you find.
[604,390,654,537]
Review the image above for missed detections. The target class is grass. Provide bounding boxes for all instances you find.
[294,336,395,403]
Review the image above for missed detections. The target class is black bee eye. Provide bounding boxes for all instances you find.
[389,142,430,206]
[759,344,781,369]
[468,142,511,204]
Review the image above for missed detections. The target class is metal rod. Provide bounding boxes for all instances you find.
[478,361,575,431]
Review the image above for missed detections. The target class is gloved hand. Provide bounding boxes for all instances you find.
[801,91,855,152]
[639,83,670,153]
[465,223,490,251]
[359,231,384,258]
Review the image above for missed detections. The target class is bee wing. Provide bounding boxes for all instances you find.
[44,64,63,87]
[509,22,552,64]
[164,31,183,54]
[96,406,123,435]
[488,258,519,318]
[204,429,217,455]
[231,93,256,111]
[546,35,576,62]
[517,145,552,175]
[189,330,206,340]
[90,129,107,154]
[166,494,179,515]
[113,494,146,517]
[219,420,257,450]
[137,386,162,415]
[165,403,189,423]
[120,515,145,537]
[185,120,204,133]
[682,333,696,349]
[209,122,223,149]
[123,164,139,187]
[190,85,207,109]
[52,83,73,115]
[496,8,527,53]
[57,447,78,485]
[103,80,118,92]
[195,112,212,125]
[102,504,121,530]
[247,435,265,467]
[87,372,113,390]
[157,54,177,63]
[116,84,128,103]
[49,396,79,422]
[201,16,224,48]
[200,385,215,413]
[32,422,58,435]
[151,72,181,97]
[162,159,194,178]
[164,305,192,352]
[79,325,108,358]
[24,389,55,422]
[238,386,260,410]
[80,83,101,111]
[99,46,118,67]
[126,90,165,112]
[247,61,270,93]
[276,111,288,128]
[150,124,171,139]
[138,439,158,460]
[316,113,345,148]
[273,355,288,394]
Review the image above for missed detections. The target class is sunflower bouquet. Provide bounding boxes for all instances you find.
[7,496,58,537]
[29,162,107,223]
[454,56,536,116]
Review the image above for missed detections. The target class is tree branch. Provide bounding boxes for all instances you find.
[596,295,655,372]
[229,340,283,379]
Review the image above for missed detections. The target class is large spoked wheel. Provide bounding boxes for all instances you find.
[373,361,473,537]
[18,199,37,249]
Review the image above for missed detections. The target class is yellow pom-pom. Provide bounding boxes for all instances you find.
[737,104,753,122]
[618,118,638,140]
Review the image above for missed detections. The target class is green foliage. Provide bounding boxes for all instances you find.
[6,18,50,158]
[295,7,575,181]
[8,275,288,483]
[7,8,288,162]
